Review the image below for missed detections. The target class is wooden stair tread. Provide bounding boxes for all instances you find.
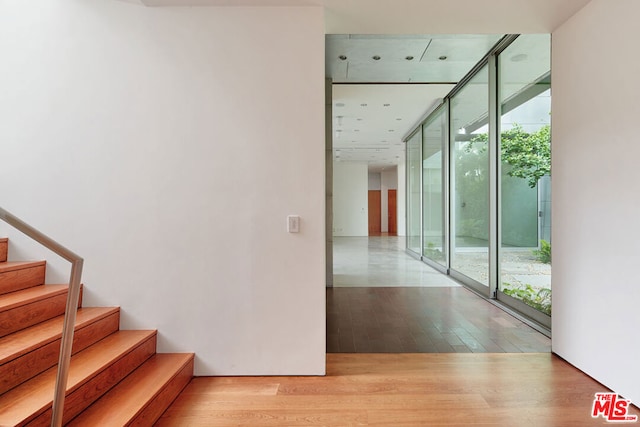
[0,329,157,426]
[0,306,119,365]
[68,353,194,426]
[0,261,46,294]
[0,284,68,312]
[0,238,7,262]
[0,306,120,396]
[0,260,45,273]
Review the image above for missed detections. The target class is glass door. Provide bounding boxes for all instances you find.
[422,105,447,268]
[497,34,552,325]
[450,65,490,290]
[406,130,422,255]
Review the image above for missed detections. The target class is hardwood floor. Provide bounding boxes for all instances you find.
[327,287,550,353]
[158,353,638,426]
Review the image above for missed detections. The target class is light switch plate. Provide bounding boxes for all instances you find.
[287,215,300,233]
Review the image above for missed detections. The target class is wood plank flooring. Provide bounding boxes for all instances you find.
[327,287,550,353]
[158,353,638,426]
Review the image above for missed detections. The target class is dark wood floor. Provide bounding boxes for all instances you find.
[327,287,550,353]
[159,353,638,426]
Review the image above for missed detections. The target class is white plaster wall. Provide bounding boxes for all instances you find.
[552,0,640,405]
[381,169,397,233]
[0,0,325,376]
[333,162,368,236]
[397,161,407,236]
[368,173,381,190]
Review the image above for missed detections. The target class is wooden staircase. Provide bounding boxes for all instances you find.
[0,237,194,426]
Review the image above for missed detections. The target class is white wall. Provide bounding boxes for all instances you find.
[333,162,368,236]
[368,173,381,190]
[553,0,640,405]
[381,169,397,233]
[0,0,325,376]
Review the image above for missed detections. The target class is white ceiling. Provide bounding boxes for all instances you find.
[138,0,592,34]
[326,34,502,84]
[332,84,452,172]
[126,0,587,172]
[328,34,499,171]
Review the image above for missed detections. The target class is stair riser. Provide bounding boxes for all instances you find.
[130,357,194,426]
[26,334,158,426]
[0,312,120,395]
[0,263,46,295]
[0,239,7,262]
[0,293,68,339]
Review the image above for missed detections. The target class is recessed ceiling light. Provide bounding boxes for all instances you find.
[439,55,448,61]
[372,55,381,61]
[388,130,395,132]
[405,56,414,61]
[357,118,363,121]
[360,103,368,107]
[383,103,390,107]
[354,129,360,132]
[396,118,402,121]
[339,55,347,61]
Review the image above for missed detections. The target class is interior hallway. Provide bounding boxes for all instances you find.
[327,236,550,353]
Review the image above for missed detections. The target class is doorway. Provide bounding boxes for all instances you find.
[368,190,381,235]
[388,189,397,235]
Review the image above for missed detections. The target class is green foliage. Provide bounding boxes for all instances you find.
[502,283,551,316]
[470,123,551,188]
[423,242,445,261]
[533,239,551,264]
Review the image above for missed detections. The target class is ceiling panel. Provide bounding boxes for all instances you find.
[326,34,502,83]
[328,34,504,172]
[332,84,453,172]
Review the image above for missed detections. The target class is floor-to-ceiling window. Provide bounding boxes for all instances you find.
[450,66,490,288]
[422,105,447,267]
[404,34,551,330]
[498,34,551,319]
[406,130,422,255]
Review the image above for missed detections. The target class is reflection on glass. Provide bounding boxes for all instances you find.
[406,131,422,254]
[422,107,446,265]
[450,66,490,286]
[498,34,551,315]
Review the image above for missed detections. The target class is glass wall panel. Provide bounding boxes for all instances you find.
[498,34,551,316]
[406,130,422,254]
[422,106,446,265]
[450,66,490,286]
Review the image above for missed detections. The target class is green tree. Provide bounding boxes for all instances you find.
[470,124,551,188]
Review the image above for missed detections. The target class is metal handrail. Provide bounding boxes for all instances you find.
[0,207,83,427]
